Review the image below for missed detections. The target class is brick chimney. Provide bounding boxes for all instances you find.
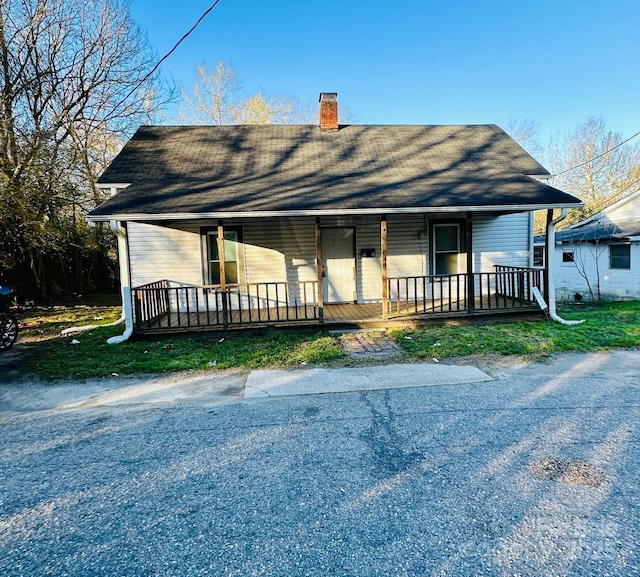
[319,92,338,131]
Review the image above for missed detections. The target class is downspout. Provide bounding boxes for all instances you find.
[107,220,134,344]
[546,209,584,326]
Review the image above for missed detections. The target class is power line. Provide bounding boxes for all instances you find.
[583,177,640,217]
[114,0,222,113]
[551,129,640,178]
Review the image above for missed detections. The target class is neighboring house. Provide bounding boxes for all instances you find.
[88,93,582,338]
[547,189,640,302]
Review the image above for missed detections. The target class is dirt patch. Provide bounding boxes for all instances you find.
[0,343,36,384]
[528,456,606,488]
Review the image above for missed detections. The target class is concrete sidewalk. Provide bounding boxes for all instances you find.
[244,363,492,398]
[0,361,492,413]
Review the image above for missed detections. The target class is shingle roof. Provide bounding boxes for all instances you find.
[555,218,640,242]
[90,124,582,219]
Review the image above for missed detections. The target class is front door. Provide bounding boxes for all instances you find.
[322,228,356,303]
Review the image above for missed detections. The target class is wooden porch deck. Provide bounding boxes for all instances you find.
[135,298,541,334]
[328,298,540,324]
[133,268,544,334]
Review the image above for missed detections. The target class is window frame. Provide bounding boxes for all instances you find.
[200,225,245,286]
[609,243,631,270]
[429,219,466,276]
[561,251,575,265]
[532,244,545,268]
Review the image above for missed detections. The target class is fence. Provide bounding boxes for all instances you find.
[133,280,319,330]
[386,266,543,316]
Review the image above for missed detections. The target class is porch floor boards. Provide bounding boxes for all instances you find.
[135,297,540,334]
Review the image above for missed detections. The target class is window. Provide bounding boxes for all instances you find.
[609,244,631,270]
[431,222,464,275]
[533,245,545,267]
[202,227,243,285]
[562,251,575,264]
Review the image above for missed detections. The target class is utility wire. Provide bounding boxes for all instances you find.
[551,129,640,178]
[583,177,640,218]
[114,0,222,112]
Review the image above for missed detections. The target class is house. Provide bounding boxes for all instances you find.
[546,189,640,302]
[88,93,582,341]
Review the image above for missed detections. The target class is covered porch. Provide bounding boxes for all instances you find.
[132,265,544,334]
[88,117,583,343]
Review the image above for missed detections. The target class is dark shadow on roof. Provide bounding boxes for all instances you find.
[91,124,581,217]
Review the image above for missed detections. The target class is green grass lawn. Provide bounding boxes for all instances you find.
[16,300,640,381]
[23,327,343,380]
[389,302,640,360]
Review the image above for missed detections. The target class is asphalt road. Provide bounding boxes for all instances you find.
[1,350,639,576]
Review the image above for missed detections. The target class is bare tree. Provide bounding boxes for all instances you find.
[233,90,276,125]
[180,61,315,125]
[547,117,640,227]
[181,62,242,125]
[504,118,543,159]
[571,240,606,303]
[529,117,640,234]
[0,0,171,297]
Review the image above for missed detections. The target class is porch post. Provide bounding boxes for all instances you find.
[381,214,388,320]
[544,209,553,303]
[217,219,228,327]
[466,212,474,314]
[315,217,324,322]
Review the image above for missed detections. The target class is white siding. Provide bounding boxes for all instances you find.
[603,193,640,223]
[127,222,201,287]
[473,212,531,271]
[243,217,317,285]
[126,212,534,303]
[356,216,383,302]
[554,242,640,301]
[353,214,429,302]
[387,215,428,277]
[549,191,640,302]
[243,215,427,303]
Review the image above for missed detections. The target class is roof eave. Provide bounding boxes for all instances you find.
[87,202,584,223]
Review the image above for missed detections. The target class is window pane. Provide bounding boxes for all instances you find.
[223,237,237,261]
[436,253,458,275]
[435,225,458,252]
[209,261,239,284]
[225,262,238,283]
[209,232,237,260]
[610,245,630,269]
[209,235,219,260]
[533,246,544,267]
[210,265,220,285]
[562,252,575,263]
[208,231,240,284]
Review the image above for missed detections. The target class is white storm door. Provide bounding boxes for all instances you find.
[322,228,356,303]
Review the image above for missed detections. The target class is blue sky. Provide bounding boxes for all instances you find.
[129,0,639,139]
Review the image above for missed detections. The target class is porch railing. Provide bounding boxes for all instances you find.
[387,274,469,315]
[133,280,319,331]
[132,266,544,332]
[386,266,544,316]
[493,265,544,304]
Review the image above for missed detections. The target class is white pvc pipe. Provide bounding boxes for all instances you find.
[546,209,584,326]
[60,314,124,337]
[107,220,134,344]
